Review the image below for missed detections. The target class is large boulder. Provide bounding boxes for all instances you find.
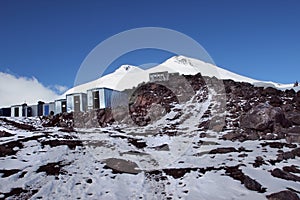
[285,126,300,143]
[285,89,296,97]
[287,113,300,125]
[262,87,281,96]
[267,190,300,200]
[269,95,283,107]
[240,103,291,131]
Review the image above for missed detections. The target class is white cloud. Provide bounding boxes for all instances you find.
[50,84,69,94]
[0,72,66,107]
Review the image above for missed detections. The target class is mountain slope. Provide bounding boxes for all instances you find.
[63,55,297,96]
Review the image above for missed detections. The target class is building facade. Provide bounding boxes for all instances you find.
[87,87,128,110]
[55,99,67,114]
[66,93,87,112]
[149,71,179,82]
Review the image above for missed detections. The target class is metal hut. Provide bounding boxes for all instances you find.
[28,104,38,117]
[87,87,128,110]
[0,107,11,117]
[11,105,23,117]
[43,102,55,116]
[66,93,87,112]
[54,99,67,114]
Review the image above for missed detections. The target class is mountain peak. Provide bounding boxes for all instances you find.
[114,64,144,74]
[164,55,199,67]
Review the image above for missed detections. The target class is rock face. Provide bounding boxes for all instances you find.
[40,72,299,145]
[240,103,290,131]
[42,73,207,128]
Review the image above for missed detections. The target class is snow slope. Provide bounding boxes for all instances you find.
[63,55,298,96]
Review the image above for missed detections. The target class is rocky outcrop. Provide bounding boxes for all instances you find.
[240,103,291,132]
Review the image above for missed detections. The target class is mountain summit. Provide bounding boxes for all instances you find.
[114,65,144,74]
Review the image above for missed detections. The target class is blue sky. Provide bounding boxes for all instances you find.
[0,0,300,91]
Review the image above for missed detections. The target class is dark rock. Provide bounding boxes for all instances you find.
[285,89,296,97]
[261,142,297,149]
[128,138,147,149]
[163,168,198,179]
[277,151,296,161]
[253,156,266,168]
[240,103,291,131]
[225,165,266,193]
[287,114,300,125]
[0,130,14,137]
[41,140,83,150]
[36,161,69,176]
[267,190,300,200]
[244,175,264,192]
[263,87,280,96]
[145,170,168,182]
[58,127,76,133]
[152,144,170,151]
[285,127,300,143]
[222,131,241,141]
[209,147,238,154]
[0,140,23,157]
[0,118,36,131]
[103,158,141,174]
[0,187,38,200]
[269,96,283,107]
[198,120,210,131]
[0,169,21,177]
[292,148,300,157]
[283,165,300,174]
[243,102,252,112]
[281,104,294,112]
[271,168,300,181]
[86,178,93,184]
[245,130,260,140]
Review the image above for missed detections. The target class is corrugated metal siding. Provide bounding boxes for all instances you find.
[104,89,113,108]
[11,107,14,117]
[67,95,74,112]
[99,89,105,109]
[55,101,62,114]
[30,105,38,117]
[67,93,87,112]
[81,93,87,112]
[87,90,93,110]
[111,91,128,108]
[55,100,66,114]
[18,107,22,117]
[87,88,127,110]
[37,102,44,116]
[49,103,55,114]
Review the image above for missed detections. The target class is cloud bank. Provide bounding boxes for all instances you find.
[0,72,67,107]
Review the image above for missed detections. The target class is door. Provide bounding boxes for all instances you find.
[61,101,67,113]
[14,107,19,117]
[27,107,32,117]
[74,96,81,112]
[93,91,99,109]
[38,102,44,116]
[44,105,49,116]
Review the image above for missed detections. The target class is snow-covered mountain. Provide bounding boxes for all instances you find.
[63,55,298,96]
